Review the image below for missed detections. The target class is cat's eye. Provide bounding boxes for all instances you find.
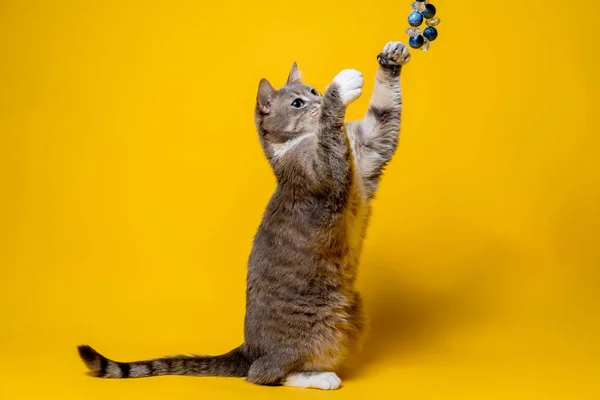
[291,98,305,108]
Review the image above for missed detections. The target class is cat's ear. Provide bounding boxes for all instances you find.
[257,78,276,114]
[286,62,301,85]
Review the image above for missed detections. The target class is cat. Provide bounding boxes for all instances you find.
[77,41,410,390]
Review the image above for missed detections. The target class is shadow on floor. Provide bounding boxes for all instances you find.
[340,241,516,380]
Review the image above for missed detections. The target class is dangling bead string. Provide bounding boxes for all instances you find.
[406,0,440,51]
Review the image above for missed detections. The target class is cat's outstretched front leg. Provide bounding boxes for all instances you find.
[346,41,410,198]
[313,69,364,210]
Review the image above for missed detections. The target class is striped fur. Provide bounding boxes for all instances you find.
[77,345,250,378]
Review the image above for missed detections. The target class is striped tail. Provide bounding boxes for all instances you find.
[77,345,251,379]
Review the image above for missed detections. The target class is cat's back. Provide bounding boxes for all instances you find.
[248,188,321,275]
[247,182,366,298]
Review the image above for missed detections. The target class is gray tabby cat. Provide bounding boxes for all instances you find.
[78,41,410,390]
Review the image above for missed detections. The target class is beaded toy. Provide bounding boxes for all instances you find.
[406,0,441,51]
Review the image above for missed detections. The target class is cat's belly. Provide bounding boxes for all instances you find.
[302,290,365,371]
[342,178,370,279]
[305,182,369,370]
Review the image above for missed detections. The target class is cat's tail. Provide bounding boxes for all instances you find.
[77,345,251,378]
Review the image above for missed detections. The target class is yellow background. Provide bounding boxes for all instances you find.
[1,0,599,398]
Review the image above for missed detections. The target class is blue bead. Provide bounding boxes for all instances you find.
[408,12,424,27]
[422,4,436,19]
[423,26,438,41]
[409,35,425,49]
[416,0,425,2]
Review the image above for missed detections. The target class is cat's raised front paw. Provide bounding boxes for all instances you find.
[378,41,411,67]
[331,69,363,106]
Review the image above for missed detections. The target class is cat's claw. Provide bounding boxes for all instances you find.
[331,69,363,106]
[378,41,411,67]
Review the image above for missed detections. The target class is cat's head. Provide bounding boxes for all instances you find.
[254,63,322,160]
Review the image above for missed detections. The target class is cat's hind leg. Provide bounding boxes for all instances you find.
[283,372,342,390]
[246,354,299,386]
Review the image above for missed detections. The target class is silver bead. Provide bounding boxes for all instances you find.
[426,17,441,27]
[411,2,426,12]
[406,27,422,37]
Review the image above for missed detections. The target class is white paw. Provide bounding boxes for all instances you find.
[315,372,342,390]
[379,41,411,66]
[283,372,342,390]
[332,69,363,105]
